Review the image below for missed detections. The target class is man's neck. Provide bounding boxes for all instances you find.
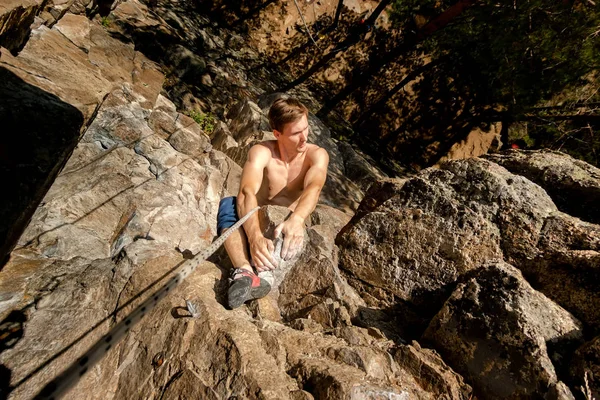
[276,141,304,165]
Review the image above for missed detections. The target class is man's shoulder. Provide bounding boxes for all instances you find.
[249,141,275,157]
[246,142,275,168]
[307,144,329,162]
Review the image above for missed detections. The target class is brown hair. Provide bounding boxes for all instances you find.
[268,97,308,133]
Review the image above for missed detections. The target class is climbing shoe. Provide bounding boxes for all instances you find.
[227,268,271,309]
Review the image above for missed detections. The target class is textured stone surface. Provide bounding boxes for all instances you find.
[485,150,600,224]
[424,261,581,399]
[336,156,600,336]
[1,12,164,264]
[0,66,84,268]
[337,140,386,192]
[486,150,600,224]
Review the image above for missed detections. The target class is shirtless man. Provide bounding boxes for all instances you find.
[216,98,329,309]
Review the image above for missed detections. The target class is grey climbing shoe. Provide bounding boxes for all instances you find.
[227,268,271,309]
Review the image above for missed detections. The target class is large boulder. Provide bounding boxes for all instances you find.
[485,150,600,225]
[337,156,600,336]
[337,158,544,328]
[424,261,582,399]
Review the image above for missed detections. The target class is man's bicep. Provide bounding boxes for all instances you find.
[239,145,269,196]
[304,149,329,189]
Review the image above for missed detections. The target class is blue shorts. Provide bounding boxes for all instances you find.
[217,196,238,234]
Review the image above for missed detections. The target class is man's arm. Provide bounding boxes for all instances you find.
[237,144,278,271]
[275,147,329,260]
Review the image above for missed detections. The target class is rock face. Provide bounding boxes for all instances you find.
[424,261,581,399]
[0,12,162,269]
[337,155,600,335]
[0,3,472,399]
[2,0,600,398]
[485,150,600,225]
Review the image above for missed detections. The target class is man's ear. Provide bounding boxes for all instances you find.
[273,129,281,139]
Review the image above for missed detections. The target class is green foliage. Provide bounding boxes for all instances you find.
[185,110,216,134]
[389,0,600,114]
[101,16,110,27]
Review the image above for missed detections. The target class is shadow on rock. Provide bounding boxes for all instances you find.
[0,67,84,269]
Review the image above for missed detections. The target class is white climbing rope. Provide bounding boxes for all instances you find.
[34,207,260,400]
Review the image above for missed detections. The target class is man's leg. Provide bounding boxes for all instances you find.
[222,226,252,272]
[217,197,270,309]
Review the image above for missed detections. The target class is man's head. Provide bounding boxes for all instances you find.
[268,97,310,153]
[268,97,308,133]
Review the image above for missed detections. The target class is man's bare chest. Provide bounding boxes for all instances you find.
[262,158,310,201]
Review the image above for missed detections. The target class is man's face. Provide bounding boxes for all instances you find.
[277,114,309,152]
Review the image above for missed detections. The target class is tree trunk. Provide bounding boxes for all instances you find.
[328,0,345,31]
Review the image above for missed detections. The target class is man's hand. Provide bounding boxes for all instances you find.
[249,235,278,272]
[274,214,305,261]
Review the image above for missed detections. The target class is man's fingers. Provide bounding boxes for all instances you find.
[257,250,276,270]
[281,236,292,260]
[274,223,283,239]
[263,242,278,268]
[267,239,274,254]
[253,257,265,271]
[287,236,303,260]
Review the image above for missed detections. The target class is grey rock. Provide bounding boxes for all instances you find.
[337,140,386,191]
[211,121,239,152]
[424,261,582,399]
[167,44,207,81]
[485,149,600,224]
[168,122,212,158]
[226,99,271,145]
